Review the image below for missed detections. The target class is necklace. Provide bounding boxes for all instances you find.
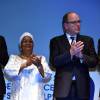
[20,55,30,59]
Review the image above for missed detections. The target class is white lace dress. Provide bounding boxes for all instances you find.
[4,55,52,100]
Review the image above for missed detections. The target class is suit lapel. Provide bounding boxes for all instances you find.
[76,34,85,42]
[76,34,86,53]
[61,34,71,50]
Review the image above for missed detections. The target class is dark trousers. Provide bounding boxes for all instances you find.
[55,80,89,100]
[0,94,4,100]
[99,90,100,97]
[56,98,88,100]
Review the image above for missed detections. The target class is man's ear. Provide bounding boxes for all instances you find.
[64,23,68,30]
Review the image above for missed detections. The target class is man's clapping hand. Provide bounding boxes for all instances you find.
[70,41,84,59]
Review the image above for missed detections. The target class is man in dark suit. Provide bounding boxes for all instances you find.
[49,12,97,100]
[0,35,9,100]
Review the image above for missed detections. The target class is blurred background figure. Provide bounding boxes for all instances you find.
[0,35,9,100]
[97,39,100,73]
[97,39,100,99]
[4,32,52,100]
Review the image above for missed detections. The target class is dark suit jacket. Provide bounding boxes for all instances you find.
[0,36,9,95]
[49,34,97,99]
[97,39,100,72]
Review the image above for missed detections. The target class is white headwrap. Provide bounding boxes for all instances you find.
[19,32,34,44]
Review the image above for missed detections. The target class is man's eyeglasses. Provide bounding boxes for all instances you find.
[66,20,81,24]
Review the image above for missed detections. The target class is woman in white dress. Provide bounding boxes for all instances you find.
[4,32,52,100]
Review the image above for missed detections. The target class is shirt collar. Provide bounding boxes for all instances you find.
[66,33,77,40]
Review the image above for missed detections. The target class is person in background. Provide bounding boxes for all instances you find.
[0,35,9,100]
[49,11,97,100]
[97,39,100,99]
[97,39,100,73]
[4,32,52,100]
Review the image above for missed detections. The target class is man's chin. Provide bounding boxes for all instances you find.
[75,31,80,34]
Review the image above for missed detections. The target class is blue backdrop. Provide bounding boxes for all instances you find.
[0,0,100,100]
[0,0,100,56]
